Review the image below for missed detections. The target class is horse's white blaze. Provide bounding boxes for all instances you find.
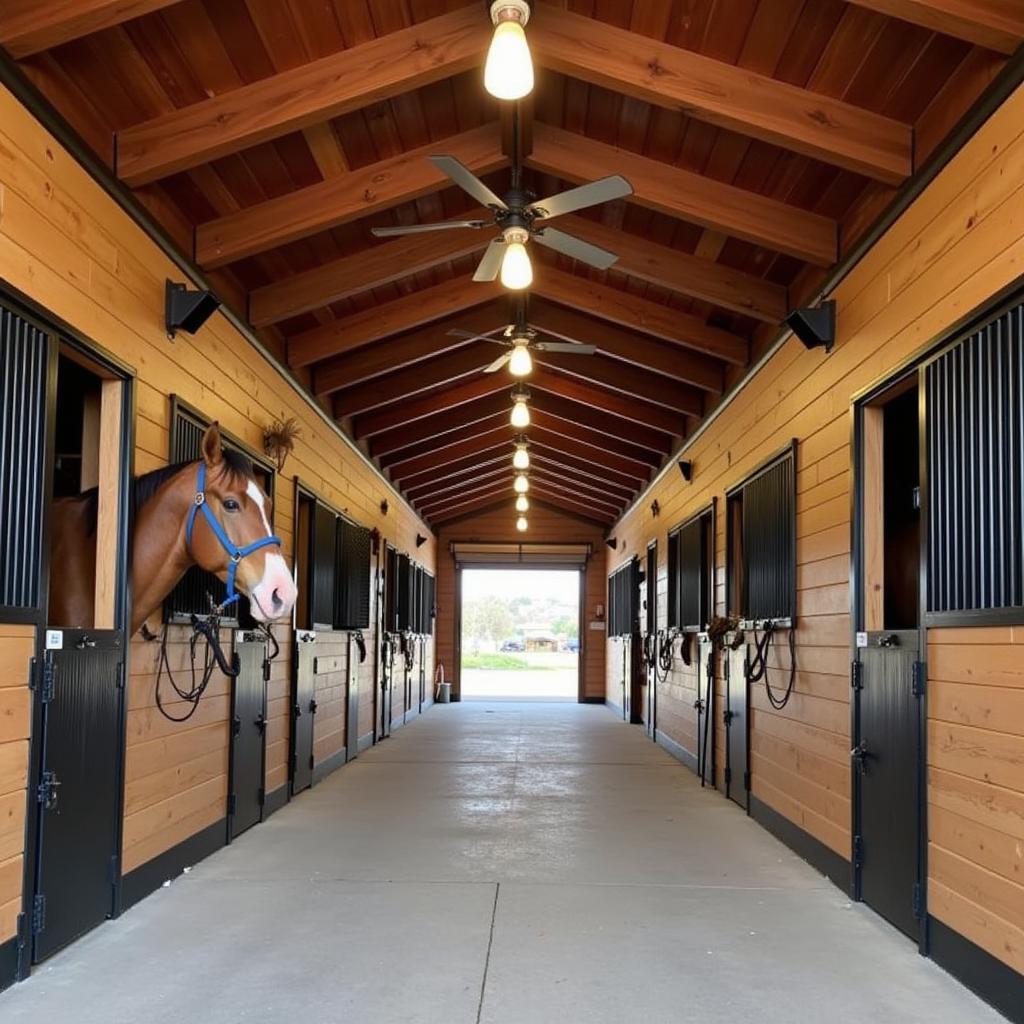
[245,479,297,620]
[246,480,273,535]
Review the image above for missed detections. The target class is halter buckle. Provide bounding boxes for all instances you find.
[194,492,205,507]
[230,552,241,563]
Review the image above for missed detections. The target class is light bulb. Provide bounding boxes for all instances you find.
[510,397,530,428]
[513,443,530,470]
[515,494,529,513]
[514,473,529,494]
[508,340,533,376]
[484,7,534,101]
[516,515,528,532]
[500,240,532,290]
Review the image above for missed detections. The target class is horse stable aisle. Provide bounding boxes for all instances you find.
[0,704,999,1024]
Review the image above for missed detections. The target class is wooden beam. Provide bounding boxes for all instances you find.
[530,2,912,183]
[528,123,837,266]
[527,474,624,515]
[533,267,744,370]
[418,477,517,514]
[530,391,674,455]
[378,414,508,469]
[289,277,503,368]
[530,408,662,466]
[0,0,180,58]
[528,433,650,483]
[526,465,634,503]
[369,395,511,458]
[196,124,503,267]
[530,367,686,437]
[249,215,490,327]
[397,447,508,488]
[428,494,513,524]
[327,342,498,410]
[555,214,787,324]
[529,448,642,493]
[115,6,490,185]
[845,1,1024,55]
[354,375,510,439]
[406,464,509,502]
[522,484,619,522]
[387,425,511,480]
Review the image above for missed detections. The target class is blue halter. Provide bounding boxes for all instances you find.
[185,461,283,610]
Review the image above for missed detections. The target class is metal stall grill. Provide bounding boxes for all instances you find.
[926,302,1024,617]
[334,518,371,630]
[0,305,48,612]
[310,503,337,629]
[739,451,795,622]
[678,515,709,630]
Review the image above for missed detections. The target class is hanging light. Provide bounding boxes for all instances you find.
[500,227,532,290]
[508,336,533,377]
[484,1,534,101]
[516,515,529,532]
[510,385,530,428]
[515,494,529,513]
[513,473,529,494]
[512,440,530,470]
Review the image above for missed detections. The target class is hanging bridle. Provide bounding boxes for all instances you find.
[185,461,282,612]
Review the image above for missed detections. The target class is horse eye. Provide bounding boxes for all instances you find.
[223,498,241,512]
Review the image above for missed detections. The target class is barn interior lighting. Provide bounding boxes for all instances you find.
[516,515,529,532]
[515,494,529,513]
[165,280,220,339]
[786,299,836,354]
[514,473,529,494]
[510,385,531,428]
[508,336,533,376]
[484,1,534,101]
[500,227,533,290]
[512,439,530,470]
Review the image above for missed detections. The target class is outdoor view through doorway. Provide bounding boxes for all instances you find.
[460,569,580,701]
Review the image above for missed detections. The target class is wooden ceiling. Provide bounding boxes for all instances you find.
[3,0,1019,528]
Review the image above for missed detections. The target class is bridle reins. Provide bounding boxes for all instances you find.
[185,460,282,612]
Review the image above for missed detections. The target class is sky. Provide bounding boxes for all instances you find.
[461,569,580,604]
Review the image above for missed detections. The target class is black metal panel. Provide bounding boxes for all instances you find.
[230,633,267,839]
[926,304,1024,615]
[291,631,316,794]
[678,517,707,630]
[311,503,336,629]
[725,645,748,808]
[607,558,640,638]
[384,546,399,633]
[740,453,795,621]
[666,530,679,629]
[857,631,920,940]
[346,634,359,759]
[396,552,413,631]
[696,639,714,785]
[419,572,435,636]
[333,518,371,630]
[34,631,122,962]
[0,305,48,612]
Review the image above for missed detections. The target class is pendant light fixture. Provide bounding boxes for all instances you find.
[508,336,533,377]
[516,515,529,532]
[512,438,530,470]
[513,473,529,494]
[499,227,533,290]
[510,385,530,428]
[484,1,534,101]
[515,494,529,513]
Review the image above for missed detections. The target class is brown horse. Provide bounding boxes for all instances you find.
[49,423,297,634]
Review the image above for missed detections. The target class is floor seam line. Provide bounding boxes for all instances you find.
[476,882,500,1024]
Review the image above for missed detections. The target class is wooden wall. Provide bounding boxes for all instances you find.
[435,503,606,701]
[0,82,436,883]
[606,79,1024,975]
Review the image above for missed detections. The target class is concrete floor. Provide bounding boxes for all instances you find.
[1,703,1005,1023]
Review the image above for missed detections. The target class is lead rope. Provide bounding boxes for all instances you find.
[746,621,798,710]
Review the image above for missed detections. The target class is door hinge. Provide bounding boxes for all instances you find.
[262,658,271,683]
[227,793,236,816]
[853,834,863,869]
[36,769,59,809]
[912,882,924,919]
[912,661,926,697]
[31,895,45,935]
[39,656,56,703]
[851,660,863,691]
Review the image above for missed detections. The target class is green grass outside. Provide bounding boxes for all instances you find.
[461,652,568,671]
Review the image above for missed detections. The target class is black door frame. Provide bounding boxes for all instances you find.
[2,281,135,979]
[852,364,928,953]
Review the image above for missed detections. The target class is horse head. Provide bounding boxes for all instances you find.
[187,424,297,622]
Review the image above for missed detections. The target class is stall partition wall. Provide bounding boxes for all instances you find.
[605,76,1024,989]
[433,504,607,702]
[0,79,435,934]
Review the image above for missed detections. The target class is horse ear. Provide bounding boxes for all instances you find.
[201,423,223,468]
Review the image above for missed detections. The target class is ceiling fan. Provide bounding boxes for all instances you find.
[370,156,633,288]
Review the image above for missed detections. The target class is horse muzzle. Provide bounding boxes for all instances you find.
[248,552,297,622]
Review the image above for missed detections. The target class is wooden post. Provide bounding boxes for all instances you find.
[862,405,885,632]
[93,378,122,629]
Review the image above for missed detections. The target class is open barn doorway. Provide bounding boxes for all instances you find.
[459,569,581,701]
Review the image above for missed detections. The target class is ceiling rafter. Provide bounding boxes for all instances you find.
[525,431,653,483]
[845,1,1024,54]
[369,394,512,458]
[427,494,513,524]
[526,444,648,491]
[406,464,509,501]
[529,392,675,454]
[288,277,503,368]
[115,6,491,185]
[530,2,912,183]
[387,425,512,480]
[0,0,181,58]
[195,124,505,268]
[527,124,838,266]
[379,414,510,469]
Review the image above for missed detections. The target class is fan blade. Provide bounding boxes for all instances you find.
[484,351,512,373]
[472,238,506,282]
[532,227,619,270]
[446,328,510,346]
[534,342,597,355]
[527,175,633,219]
[371,219,488,237]
[431,156,508,210]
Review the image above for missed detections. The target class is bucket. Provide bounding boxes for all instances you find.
[437,681,451,703]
